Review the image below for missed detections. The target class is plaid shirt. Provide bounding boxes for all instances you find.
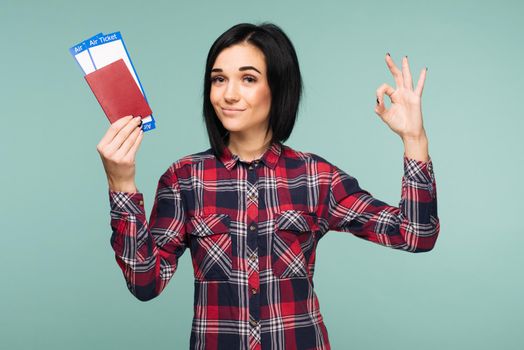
[108,140,439,350]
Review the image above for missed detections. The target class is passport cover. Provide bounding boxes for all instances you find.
[84,58,152,124]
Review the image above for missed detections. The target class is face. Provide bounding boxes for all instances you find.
[210,43,272,139]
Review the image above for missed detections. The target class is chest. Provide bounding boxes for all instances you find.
[178,162,327,219]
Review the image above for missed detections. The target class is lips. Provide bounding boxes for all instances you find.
[221,107,246,116]
[222,107,246,111]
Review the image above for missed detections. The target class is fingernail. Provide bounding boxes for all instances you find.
[386,52,390,56]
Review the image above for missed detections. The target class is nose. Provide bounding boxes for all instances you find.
[224,81,240,103]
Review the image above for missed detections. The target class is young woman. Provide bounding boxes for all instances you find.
[97,22,439,350]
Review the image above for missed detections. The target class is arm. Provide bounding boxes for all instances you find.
[327,53,438,251]
[108,165,188,301]
[326,154,439,253]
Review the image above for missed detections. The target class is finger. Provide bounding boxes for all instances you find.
[402,56,413,90]
[107,116,143,153]
[114,124,142,158]
[98,115,134,149]
[126,128,144,159]
[375,83,395,117]
[385,53,403,89]
[376,83,396,100]
[414,67,427,97]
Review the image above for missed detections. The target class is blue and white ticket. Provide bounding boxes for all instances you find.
[69,32,156,132]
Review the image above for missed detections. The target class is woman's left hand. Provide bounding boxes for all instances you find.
[375,54,427,141]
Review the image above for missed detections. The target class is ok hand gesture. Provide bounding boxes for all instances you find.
[375,54,427,141]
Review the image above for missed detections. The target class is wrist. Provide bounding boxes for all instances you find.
[402,134,429,162]
[108,180,137,193]
[401,130,428,144]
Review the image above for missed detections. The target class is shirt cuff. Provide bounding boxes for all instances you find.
[403,154,435,184]
[109,189,145,214]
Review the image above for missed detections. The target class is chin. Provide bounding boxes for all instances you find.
[218,119,247,133]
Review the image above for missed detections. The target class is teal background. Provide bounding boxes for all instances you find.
[2,0,523,349]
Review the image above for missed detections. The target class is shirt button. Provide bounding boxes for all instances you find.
[250,319,259,327]
[248,165,254,170]
[249,253,257,262]
[251,287,258,295]
[139,200,144,205]
[250,224,256,231]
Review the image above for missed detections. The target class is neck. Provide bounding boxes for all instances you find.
[227,130,273,162]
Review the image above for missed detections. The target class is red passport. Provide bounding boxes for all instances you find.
[84,59,152,124]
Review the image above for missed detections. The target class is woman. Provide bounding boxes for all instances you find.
[97,22,439,350]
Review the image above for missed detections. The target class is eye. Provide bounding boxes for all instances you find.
[211,76,225,83]
[243,76,257,83]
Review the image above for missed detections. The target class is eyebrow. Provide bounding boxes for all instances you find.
[211,66,261,74]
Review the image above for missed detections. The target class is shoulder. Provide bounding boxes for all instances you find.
[281,143,335,172]
[162,148,215,177]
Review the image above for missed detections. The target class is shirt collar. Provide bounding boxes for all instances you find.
[219,140,283,171]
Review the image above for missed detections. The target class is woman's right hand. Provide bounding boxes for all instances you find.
[96,115,144,193]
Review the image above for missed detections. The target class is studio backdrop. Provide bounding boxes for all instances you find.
[1,0,522,349]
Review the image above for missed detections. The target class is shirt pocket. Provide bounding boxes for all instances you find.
[272,210,318,279]
[187,213,232,281]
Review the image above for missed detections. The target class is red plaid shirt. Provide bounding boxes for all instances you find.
[108,140,439,350]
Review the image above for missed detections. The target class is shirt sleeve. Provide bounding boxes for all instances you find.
[325,155,439,253]
[108,164,188,301]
